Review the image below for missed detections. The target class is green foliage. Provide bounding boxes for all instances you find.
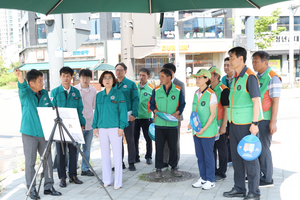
[227,18,245,32]
[0,56,18,87]
[254,8,286,49]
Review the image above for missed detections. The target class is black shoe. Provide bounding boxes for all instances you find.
[69,176,83,184]
[154,169,162,179]
[162,163,169,168]
[259,179,274,188]
[44,186,62,196]
[135,158,141,163]
[146,158,152,165]
[112,162,126,171]
[59,178,66,188]
[244,193,260,200]
[29,189,40,200]
[81,170,94,176]
[129,163,136,171]
[223,188,246,198]
[245,177,248,182]
[215,175,226,181]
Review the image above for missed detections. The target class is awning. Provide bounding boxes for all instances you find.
[19,60,100,71]
[93,63,115,71]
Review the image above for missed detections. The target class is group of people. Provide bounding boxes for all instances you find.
[187,47,281,200]
[15,46,280,200]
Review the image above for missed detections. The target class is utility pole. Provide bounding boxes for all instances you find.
[289,3,300,88]
[120,13,134,79]
[46,14,64,90]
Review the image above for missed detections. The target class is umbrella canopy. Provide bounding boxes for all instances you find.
[0,0,289,15]
[93,63,115,71]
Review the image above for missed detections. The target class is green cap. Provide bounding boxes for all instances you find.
[190,69,211,79]
[208,66,222,76]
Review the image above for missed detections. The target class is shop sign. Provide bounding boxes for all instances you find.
[269,59,281,70]
[36,50,45,60]
[64,47,96,58]
[161,44,189,52]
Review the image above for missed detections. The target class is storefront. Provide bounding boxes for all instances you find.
[18,42,113,91]
[134,39,233,86]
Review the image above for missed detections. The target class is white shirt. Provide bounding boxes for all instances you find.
[196,89,217,106]
[62,85,71,94]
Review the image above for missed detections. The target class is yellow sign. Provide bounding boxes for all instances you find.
[269,59,281,70]
[161,45,189,52]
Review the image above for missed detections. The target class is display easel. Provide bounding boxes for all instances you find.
[25,106,113,200]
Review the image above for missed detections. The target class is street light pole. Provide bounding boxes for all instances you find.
[288,4,300,88]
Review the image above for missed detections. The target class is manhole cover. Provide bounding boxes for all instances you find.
[139,170,196,183]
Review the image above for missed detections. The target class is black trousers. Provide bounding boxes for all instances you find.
[226,122,232,162]
[163,121,181,164]
[155,128,178,169]
[214,133,228,178]
[122,121,136,164]
[56,142,77,179]
[230,123,260,197]
[134,119,153,160]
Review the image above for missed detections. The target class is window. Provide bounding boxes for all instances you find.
[186,53,214,76]
[277,16,289,31]
[37,24,47,44]
[135,56,169,80]
[112,17,121,40]
[181,17,224,39]
[294,16,300,31]
[89,18,100,40]
[94,71,98,80]
[161,18,175,39]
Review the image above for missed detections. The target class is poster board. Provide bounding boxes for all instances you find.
[37,107,85,144]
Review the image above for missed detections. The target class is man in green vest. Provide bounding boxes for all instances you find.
[114,63,140,171]
[134,68,154,165]
[252,51,281,188]
[221,57,234,165]
[209,67,230,181]
[149,68,186,179]
[223,47,263,200]
[15,69,62,199]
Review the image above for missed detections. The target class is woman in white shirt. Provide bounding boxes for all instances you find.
[188,69,218,190]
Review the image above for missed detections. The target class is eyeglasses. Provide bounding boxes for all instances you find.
[116,69,124,72]
[103,77,113,80]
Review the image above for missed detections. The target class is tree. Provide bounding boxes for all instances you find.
[227,8,286,50]
[0,57,18,87]
[254,8,286,49]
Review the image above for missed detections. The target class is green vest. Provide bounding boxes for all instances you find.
[228,69,263,124]
[258,67,281,120]
[212,82,227,127]
[137,82,153,119]
[192,88,218,138]
[154,83,180,127]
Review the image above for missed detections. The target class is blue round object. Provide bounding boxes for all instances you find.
[148,123,155,141]
[190,111,201,132]
[237,134,262,161]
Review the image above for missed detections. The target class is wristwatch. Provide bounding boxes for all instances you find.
[252,121,259,126]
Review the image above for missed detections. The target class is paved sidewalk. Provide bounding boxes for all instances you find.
[1,88,299,200]
[1,118,300,200]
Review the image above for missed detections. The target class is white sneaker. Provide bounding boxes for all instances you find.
[192,178,206,188]
[202,181,215,190]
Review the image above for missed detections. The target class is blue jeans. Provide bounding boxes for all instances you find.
[77,129,94,171]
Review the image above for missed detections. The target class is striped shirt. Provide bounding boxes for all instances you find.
[257,67,282,98]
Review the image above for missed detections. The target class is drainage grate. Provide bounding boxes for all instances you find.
[140,170,196,183]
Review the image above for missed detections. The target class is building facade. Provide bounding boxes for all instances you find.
[0,9,21,67]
